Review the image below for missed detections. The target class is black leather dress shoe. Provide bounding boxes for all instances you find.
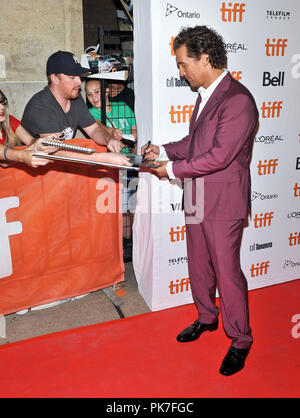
[219,346,250,376]
[176,320,218,342]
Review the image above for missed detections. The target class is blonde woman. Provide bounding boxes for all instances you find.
[0,89,56,167]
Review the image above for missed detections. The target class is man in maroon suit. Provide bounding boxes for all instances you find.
[143,26,259,376]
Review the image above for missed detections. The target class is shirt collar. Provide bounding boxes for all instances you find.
[198,70,228,99]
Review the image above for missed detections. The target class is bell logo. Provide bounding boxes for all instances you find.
[0,197,22,279]
[250,261,270,277]
[231,71,242,81]
[169,225,186,242]
[257,159,279,175]
[262,71,285,87]
[169,277,190,294]
[288,232,300,246]
[261,101,283,118]
[253,212,274,228]
[294,182,300,197]
[220,2,246,22]
[265,38,288,56]
[169,105,194,124]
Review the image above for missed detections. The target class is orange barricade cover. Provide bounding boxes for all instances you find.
[0,139,124,315]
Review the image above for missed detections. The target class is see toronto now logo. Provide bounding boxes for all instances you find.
[249,241,272,252]
[220,2,246,22]
[169,277,190,294]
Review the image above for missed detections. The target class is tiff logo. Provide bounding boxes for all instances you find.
[265,38,288,56]
[220,2,246,22]
[169,105,194,124]
[253,212,274,228]
[261,101,283,118]
[169,36,175,56]
[288,232,300,246]
[169,225,186,242]
[257,159,279,175]
[0,197,22,279]
[250,261,270,277]
[169,277,190,294]
[231,71,242,81]
[294,182,300,197]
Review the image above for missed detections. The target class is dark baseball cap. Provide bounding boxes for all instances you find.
[46,50,90,76]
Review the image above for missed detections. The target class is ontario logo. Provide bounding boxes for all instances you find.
[166,3,200,18]
[251,191,278,201]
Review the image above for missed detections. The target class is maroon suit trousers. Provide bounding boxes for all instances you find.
[185,218,253,349]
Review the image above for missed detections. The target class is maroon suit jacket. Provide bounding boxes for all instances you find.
[164,73,259,221]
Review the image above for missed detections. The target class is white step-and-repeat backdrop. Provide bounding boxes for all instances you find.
[132,0,300,311]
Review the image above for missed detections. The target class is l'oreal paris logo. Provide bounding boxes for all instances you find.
[225,43,248,53]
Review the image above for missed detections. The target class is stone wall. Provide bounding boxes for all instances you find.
[0,0,84,120]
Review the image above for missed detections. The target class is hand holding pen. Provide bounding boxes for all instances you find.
[141,141,160,162]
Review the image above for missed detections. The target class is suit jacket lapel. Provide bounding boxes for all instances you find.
[189,93,201,132]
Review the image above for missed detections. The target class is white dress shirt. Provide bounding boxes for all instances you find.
[159,70,228,179]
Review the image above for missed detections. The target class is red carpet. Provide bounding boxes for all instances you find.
[0,279,299,398]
